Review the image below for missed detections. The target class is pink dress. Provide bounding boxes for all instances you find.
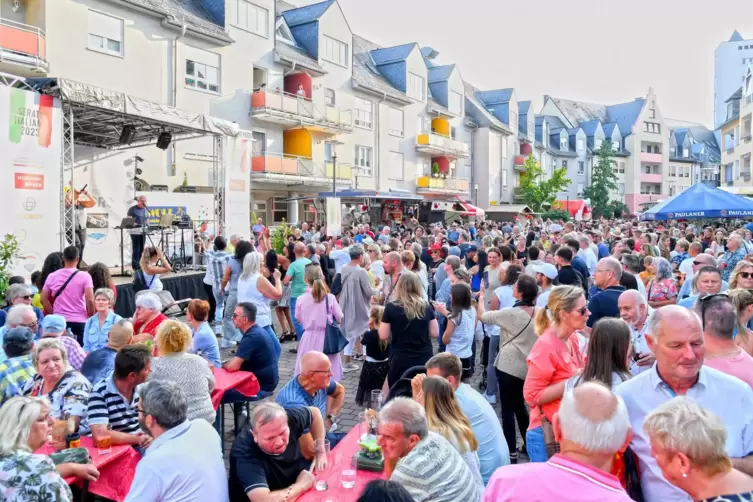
[294,290,344,381]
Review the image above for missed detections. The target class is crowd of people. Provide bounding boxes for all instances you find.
[3,215,753,501]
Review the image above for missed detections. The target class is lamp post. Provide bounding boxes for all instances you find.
[329,140,345,197]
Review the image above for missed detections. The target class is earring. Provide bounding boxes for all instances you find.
[682,472,688,478]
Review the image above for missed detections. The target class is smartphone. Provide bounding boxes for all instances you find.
[633,352,643,362]
[483,270,489,289]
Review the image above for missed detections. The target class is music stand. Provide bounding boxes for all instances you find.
[115,217,136,277]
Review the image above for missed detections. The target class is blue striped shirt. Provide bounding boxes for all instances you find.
[276,377,336,418]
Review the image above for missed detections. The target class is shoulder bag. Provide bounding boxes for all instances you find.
[322,294,348,355]
[51,270,79,306]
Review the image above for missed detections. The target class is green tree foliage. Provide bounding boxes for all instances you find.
[583,141,618,218]
[518,154,571,213]
[606,200,629,219]
[541,209,571,221]
[0,234,21,298]
[271,219,291,255]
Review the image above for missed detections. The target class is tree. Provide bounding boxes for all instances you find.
[518,154,571,213]
[583,141,618,218]
[606,200,629,219]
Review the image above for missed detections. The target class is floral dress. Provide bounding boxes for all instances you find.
[22,370,91,429]
[647,277,678,303]
[0,450,72,501]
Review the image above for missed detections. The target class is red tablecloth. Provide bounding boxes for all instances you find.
[211,368,260,409]
[37,436,140,501]
[298,428,387,502]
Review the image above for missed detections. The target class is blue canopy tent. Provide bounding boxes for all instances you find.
[640,183,753,220]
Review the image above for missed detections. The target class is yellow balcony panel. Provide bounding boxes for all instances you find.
[416,176,430,188]
[325,162,352,180]
[431,117,450,136]
[417,134,430,145]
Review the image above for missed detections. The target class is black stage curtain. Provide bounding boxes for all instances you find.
[114,272,208,317]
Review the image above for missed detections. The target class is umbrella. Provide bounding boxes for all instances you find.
[640,184,753,221]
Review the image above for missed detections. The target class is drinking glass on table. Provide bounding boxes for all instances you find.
[341,454,357,489]
[370,390,384,411]
[96,425,112,455]
[314,439,330,491]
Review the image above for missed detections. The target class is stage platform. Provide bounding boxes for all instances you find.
[113,271,208,317]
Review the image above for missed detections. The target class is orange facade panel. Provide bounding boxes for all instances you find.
[0,24,45,57]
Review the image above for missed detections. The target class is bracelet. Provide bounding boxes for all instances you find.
[283,486,293,502]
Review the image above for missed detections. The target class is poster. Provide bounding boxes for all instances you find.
[326,197,341,237]
[224,133,252,238]
[0,87,62,280]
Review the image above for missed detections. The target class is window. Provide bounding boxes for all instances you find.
[324,88,335,107]
[649,108,656,119]
[644,122,661,133]
[389,151,404,180]
[272,197,289,223]
[561,160,568,169]
[354,98,373,129]
[388,108,403,136]
[619,162,625,173]
[354,145,373,174]
[510,112,518,130]
[407,72,425,101]
[612,138,620,151]
[670,165,676,176]
[275,18,296,46]
[450,126,457,139]
[594,139,603,150]
[501,137,508,159]
[88,10,123,56]
[322,35,348,67]
[560,137,568,150]
[577,183,584,195]
[449,91,463,115]
[577,138,585,151]
[502,169,508,188]
[619,183,625,195]
[229,0,269,37]
[185,46,220,93]
[578,161,585,174]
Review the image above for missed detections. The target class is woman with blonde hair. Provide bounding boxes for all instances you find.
[644,396,753,501]
[729,260,753,290]
[237,251,283,359]
[524,285,587,462]
[139,246,173,292]
[729,288,753,356]
[710,229,727,256]
[367,244,385,285]
[419,376,483,489]
[294,264,344,379]
[148,320,215,423]
[379,271,439,388]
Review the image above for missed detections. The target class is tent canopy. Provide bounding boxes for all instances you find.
[554,199,590,217]
[640,183,753,220]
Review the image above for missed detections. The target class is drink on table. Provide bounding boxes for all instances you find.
[96,434,112,455]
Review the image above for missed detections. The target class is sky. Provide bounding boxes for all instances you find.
[291,0,753,127]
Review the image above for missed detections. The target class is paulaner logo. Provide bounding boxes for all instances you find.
[725,210,753,216]
[8,88,54,148]
[670,212,706,218]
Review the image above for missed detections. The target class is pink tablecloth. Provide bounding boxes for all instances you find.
[298,428,387,502]
[37,436,141,502]
[210,368,261,409]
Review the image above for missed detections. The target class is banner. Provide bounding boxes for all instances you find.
[326,197,342,237]
[224,134,251,239]
[0,87,62,280]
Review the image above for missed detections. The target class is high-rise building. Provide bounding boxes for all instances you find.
[714,30,753,129]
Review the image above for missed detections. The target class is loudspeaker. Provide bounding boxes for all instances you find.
[178,185,196,193]
[156,131,172,150]
[119,125,136,145]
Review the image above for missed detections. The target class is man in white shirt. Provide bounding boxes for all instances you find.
[577,235,597,275]
[126,380,229,502]
[615,306,753,502]
[617,289,654,374]
[327,237,352,275]
[533,263,558,308]
[678,241,701,278]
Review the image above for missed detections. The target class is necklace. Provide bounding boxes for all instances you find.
[705,347,741,359]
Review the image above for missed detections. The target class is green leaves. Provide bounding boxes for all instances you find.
[583,141,619,218]
[518,154,571,213]
[0,234,21,299]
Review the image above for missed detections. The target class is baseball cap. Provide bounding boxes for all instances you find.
[466,244,478,253]
[532,263,558,280]
[4,327,34,345]
[41,314,66,335]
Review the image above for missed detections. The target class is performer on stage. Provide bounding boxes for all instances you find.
[128,195,148,270]
[64,183,95,267]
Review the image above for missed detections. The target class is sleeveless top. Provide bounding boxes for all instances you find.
[236,273,272,327]
[141,270,163,291]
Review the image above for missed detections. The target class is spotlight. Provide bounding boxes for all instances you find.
[156,131,172,150]
[119,125,136,145]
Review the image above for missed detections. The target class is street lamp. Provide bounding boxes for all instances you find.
[329,140,345,197]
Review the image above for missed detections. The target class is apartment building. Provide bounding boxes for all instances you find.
[667,124,721,195]
[719,65,753,194]
[714,30,753,129]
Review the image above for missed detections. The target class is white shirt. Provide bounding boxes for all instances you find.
[125,419,229,502]
[615,366,753,502]
[679,257,694,278]
[578,248,597,274]
[330,247,351,274]
[536,287,551,308]
[628,315,652,376]
[636,276,646,298]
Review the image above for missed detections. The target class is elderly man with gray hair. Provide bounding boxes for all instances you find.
[0,304,40,364]
[339,245,378,372]
[378,397,482,502]
[618,289,655,374]
[229,402,327,502]
[485,382,633,501]
[125,380,228,502]
[615,305,753,502]
[586,257,625,329]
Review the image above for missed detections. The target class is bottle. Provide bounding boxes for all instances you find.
[66,433,81,449]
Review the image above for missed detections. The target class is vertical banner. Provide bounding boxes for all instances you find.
[326,197,342,237]
[224,133,251,239]
[0,87,62,280]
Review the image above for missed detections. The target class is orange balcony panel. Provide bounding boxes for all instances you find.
[251,91,266,108]
[431,117,450,136]
[417,134,430,145]
[281,157,298,174]
[0,23,45,58]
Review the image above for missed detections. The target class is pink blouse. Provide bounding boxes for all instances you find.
[294,290,343,332]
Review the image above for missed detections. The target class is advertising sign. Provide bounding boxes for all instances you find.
[224,134,252,238]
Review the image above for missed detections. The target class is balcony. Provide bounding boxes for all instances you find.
[640,172,663,183]
[513,155,526,172]
[640,152,663,163]
[415,176,470,195]
[250,90,352,134]
[415,131,469,159]
[513,187,525,202]
[0,18,48,74]
[251,153,352,187]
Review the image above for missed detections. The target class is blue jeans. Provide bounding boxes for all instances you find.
[212,286,225,332]
[526,427,548,463]
[222,291,242,342]
[262,324,282,361]
[327,431,346,449]
[289,296,304,341]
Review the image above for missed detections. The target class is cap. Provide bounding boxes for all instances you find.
[4,327,34,345]
[448,246,461,256]
[532,263,558,280]
[430,243,442,251]
[467,244,478,252]
[41,314,66,335]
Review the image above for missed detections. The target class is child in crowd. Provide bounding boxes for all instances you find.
[435,283,476,380]
[355,306,390,407]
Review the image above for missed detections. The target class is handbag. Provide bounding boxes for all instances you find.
[539,405,560,458]
[322,294,348,355]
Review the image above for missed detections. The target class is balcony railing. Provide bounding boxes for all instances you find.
[250,90,352,134]
[640,151,663,163]
[0,17,48,72]
[415,176,470,194]
[251,153,353,186]
[415,131,469,159]
[640,172,663,184]
[513,187,524,201]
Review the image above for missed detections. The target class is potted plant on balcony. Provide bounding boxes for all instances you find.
[431,162,440,178]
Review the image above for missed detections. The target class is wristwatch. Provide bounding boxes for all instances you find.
[326,414,336,423]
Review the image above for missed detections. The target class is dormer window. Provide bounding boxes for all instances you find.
[322,35,348,67]
[560,137,568,150]
[449,91,462,115]
[276,18,296,46]
[594,139,603,150]
[613,138,620,151]
[407,72,425,101]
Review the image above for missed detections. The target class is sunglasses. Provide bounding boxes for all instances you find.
[573,306,588,316]
[740,272,753,279]
[693,260,706,266]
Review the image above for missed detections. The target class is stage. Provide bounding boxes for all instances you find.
[113,271,208,317]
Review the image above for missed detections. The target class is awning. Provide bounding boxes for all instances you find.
[554,199,590,217]
[314,189,423,201]
[451,195,484,216]
[485,204,533,214]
